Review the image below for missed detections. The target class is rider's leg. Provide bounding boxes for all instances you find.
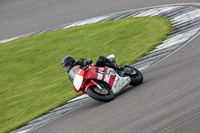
[96,56,124,70]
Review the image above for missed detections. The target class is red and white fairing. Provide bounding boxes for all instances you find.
[70,65,131,94]
[95,67,130,94]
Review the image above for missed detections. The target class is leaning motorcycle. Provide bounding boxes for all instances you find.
[68,54,143,102]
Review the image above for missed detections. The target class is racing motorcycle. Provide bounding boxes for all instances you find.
[69,54,143,102]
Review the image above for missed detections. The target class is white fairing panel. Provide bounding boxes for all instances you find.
[97,67,104,80]
[104,72,111,83]
[112,74,131,94]
[73,74,83,91]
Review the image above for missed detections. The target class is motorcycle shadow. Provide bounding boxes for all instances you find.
[86,80,147,105]
[114,80,147,98]
[114,86,135,97]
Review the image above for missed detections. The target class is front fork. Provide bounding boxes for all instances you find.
[91,80,104,91]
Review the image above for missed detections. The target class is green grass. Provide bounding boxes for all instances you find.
[0,16,172,133]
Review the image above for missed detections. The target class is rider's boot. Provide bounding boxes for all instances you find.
[115,65,125,70]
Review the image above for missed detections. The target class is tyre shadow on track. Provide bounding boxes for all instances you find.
[82,80,149,112]
[85,80,149,106]
[114,79,149,98]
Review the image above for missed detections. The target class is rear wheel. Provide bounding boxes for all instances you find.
[130,68,143,86]
[86,85,114,102]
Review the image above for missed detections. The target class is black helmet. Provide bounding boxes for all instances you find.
[61,56,75,72]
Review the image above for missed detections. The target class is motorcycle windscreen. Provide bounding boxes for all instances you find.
[69,65,83,92]
[69,66,78,82]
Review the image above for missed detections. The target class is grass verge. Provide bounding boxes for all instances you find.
[0,16,172,133]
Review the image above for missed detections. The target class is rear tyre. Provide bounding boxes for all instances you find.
[86,86,114,102]
[130,68,143,86]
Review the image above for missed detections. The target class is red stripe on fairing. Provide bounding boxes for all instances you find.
[102,67,108,81]
[96,67,100,79]
[73,84,78,93]
[109,75,115,87]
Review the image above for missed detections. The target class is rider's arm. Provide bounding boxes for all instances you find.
[75,58,86,68]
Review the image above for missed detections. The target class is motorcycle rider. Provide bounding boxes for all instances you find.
[61,55,124,73]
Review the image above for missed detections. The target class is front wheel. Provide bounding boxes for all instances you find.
[86,85,114,102]
[130,68,143,86]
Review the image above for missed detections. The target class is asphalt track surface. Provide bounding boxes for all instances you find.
[0,0,199,40]
[1,0,200,133]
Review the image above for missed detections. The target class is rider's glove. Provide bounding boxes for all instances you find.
[116,65,125,70]
[83,59,93,67]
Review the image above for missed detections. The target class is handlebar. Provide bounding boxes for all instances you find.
[82,65,89,70]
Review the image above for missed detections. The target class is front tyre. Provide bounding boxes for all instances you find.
[130,68,143,86]
[86,86,114,102]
